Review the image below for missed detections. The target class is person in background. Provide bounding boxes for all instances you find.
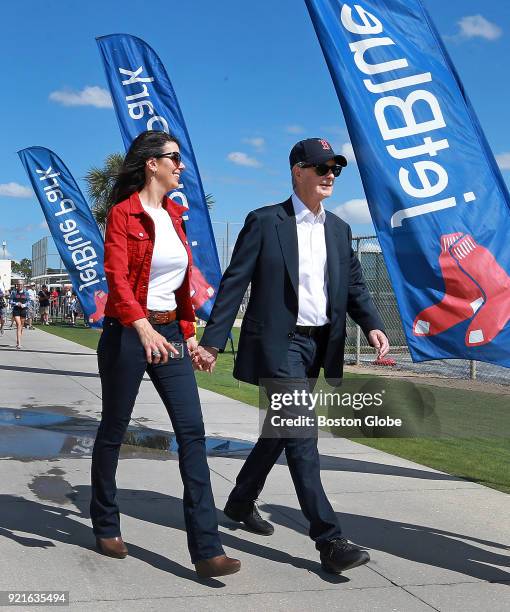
[38,284,51,325]
[25,283,36,330]
[0,287,7,336]
[10,280,29,349]
[69,294,79,326]
[64,287,72,319]
[50,288,59,320]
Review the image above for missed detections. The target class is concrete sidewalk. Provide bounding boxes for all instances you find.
[0,327,509,611]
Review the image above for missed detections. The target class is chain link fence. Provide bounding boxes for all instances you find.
[346,235,510,386]
[211,221,243,273]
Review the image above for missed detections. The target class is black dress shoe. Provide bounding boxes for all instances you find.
[224,500,274,535]
[96,536,128,559]
[319,538,370,574]
[195,554,241,578]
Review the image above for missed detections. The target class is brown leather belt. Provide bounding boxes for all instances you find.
[147,309,177,325]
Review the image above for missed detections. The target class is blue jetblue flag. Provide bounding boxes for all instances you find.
[18,147,109,328]
[96,33,221,320]
[305,0,510,367]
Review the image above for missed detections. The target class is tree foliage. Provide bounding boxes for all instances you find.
[85,153,215,231]
[12,258,32,279]
[84,153,125,232]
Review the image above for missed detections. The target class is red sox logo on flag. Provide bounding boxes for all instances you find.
[88,289,108,325]
[189,266,215,310]
[413,234,510,347]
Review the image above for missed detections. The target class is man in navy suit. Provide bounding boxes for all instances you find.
[197,138,389,574]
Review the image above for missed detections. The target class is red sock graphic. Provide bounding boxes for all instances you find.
[190,267,215,310]
[450,236,510,346]
[89,290,108,324]
[413,233,484,336]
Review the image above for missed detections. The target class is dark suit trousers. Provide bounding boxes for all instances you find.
[228,331,342,546]
[90,318,224,563]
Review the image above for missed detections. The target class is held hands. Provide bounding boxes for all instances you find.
[368,329,390,360]
[132,318,179,364]
[186,337,211,371]
[190,345,218,373]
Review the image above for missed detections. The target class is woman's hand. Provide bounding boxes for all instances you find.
[186,337,201,370]
[132,318,179,364]
[186,337,199,356]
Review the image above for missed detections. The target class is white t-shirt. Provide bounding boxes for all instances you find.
[142,204,189,311]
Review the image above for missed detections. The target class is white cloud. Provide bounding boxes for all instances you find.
[227,152,261,168]
[332,198,372,224]
[243,137,265,151]
[321,125,347,137]
[341,142,356,164]
[457,15,502,41]
[496,152,510,170]
[49,85,113,108]
[285,125,305,134]
[0,182,33,198]
[39,220,49,230]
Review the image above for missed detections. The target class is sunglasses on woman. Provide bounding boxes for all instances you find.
[155,151,182,165]
[298,162,343,177]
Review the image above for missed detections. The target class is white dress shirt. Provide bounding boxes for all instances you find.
[292,192,330,326]
[142,204,189,311]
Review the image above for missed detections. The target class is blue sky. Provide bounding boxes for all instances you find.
[1,0,509,262]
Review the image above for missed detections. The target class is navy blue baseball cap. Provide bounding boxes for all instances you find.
[289,138,348,168]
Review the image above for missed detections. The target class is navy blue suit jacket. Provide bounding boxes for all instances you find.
[201,198,384,385]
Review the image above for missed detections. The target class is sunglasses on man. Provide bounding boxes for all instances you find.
[155,151,182,165]
[298,162,343,177]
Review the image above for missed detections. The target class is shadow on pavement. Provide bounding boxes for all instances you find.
[259,501,510,584]
[0,365,100,378]
[0,494,221,587]
[0,348,94,356]
[0,490,347,585]
[1,484,508,584]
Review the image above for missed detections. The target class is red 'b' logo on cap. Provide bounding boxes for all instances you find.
[319,139,331,150]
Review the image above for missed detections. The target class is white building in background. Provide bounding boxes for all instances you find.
[0,259,11,291]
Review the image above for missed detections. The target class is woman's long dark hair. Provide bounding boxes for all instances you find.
[111,130,180,204]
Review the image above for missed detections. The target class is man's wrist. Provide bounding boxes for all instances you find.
[203,345,219,353]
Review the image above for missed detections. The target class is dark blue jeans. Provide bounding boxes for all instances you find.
[228,331,342,547]
[90,318,224,562]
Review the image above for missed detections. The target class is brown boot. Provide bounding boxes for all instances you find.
[195,554,241,577]
[96,536,128,559]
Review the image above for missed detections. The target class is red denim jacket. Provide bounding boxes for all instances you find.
[103,192,195,339]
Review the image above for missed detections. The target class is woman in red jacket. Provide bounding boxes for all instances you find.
[90,131,240,578]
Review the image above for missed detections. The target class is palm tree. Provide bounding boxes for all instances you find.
[205,193,215,212]
[85,153,215,231]
[85,153,125,232]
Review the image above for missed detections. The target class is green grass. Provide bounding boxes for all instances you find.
[34,322,102,351]
[37,323,510,494]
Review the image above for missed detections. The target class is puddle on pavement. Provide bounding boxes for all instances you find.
[0,407,254,461]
